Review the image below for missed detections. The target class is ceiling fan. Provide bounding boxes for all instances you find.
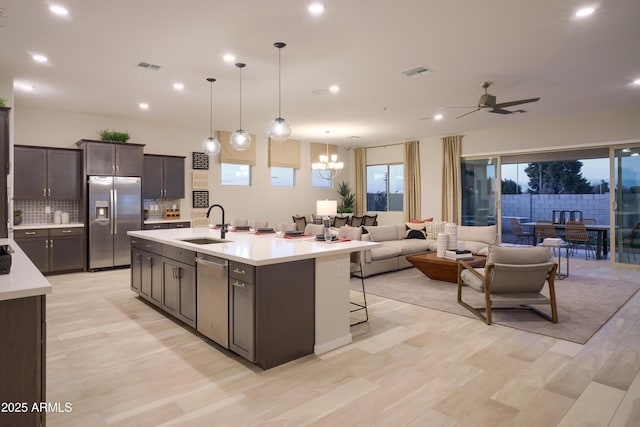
[456,81,540,119]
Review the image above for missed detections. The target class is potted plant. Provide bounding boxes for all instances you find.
[144,209,149,220]
[337,181,355,214]
[13,210,22,225]
[99,129,130,143]
[0,97,7,107]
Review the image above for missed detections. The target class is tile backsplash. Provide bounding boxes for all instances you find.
[14,200,80,224]
[144,199,181,220]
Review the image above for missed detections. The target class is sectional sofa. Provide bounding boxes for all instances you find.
[357,223,497,277]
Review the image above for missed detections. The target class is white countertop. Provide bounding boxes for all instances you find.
[128,227,378,266]
[14,223,84,230]
[0,239,52,301]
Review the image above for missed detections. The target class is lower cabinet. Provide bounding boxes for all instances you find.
[15,227,84,274]
[0,295,46,427]
[144,221,190,230]
[229,258,315,369]
[131,238,195,327]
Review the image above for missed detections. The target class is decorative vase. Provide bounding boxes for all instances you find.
[14,215,22,226]
[437,233,448,257]
[445,223,457,250]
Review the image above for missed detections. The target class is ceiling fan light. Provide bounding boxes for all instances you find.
[202,136,221,156]
[230,129,252,151]
[268,117,291,141]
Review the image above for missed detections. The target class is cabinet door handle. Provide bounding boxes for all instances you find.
[62,230,72,233]
[152,225,161,229]
[25,231,36,235]
[145,244,152,248]
[112,165,115,173]
[50,239,53,248]
[43,188,46,197]
[48,188,51,197]
[45,240,48,249]
[232,281,245,288]
[116,165,120,173]
[233,268,246,275]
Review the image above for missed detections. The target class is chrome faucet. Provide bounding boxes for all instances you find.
[206,204,226,239]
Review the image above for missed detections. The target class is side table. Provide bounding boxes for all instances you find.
[542,241,569,279]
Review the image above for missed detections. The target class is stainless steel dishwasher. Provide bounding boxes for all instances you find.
[195,253,229,348]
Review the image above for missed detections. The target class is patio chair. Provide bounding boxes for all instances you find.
[510,218,534,245]
[623,221,640,262]
[565,222,594,259]
[457,245,558,324]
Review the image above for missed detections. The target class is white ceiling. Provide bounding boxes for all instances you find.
[1,0,639,146]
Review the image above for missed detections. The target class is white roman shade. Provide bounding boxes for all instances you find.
[268,138,301,168]
[217,130,257,166]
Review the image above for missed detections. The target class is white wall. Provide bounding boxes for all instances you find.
[0,75,14,234]
[13,105,348,227]
[13,104,640,228]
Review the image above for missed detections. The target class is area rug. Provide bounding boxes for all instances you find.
[351,266,640,344]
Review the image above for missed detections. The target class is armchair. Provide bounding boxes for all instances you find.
[457,245,558,324]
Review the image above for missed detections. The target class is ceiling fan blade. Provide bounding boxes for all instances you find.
[493,97,540,109]
[456,108,481,119]
[489,107,513,114]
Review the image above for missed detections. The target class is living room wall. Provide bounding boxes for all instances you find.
[12,105,346,228]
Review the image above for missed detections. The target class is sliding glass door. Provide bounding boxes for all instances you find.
[613,146,640,265]
[461,157,500,230]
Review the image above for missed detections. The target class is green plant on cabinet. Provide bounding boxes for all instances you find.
[99,129,131,143]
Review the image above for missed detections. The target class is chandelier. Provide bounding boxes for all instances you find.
[311,131,343,181]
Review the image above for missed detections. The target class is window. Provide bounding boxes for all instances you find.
[366,164,403,211]
[271,167,294,187]
[312,174,331,188]
[221,163,250,186]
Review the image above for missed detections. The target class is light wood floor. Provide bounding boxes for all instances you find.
[45,259,640,426]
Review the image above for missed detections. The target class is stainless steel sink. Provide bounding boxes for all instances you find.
[179,237,230,245]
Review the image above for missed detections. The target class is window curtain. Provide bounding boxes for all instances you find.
[442,135,463,223]
[403,140,421,222]
[217,130,257,165]
[354,147,367,216]
[268,138,300,168]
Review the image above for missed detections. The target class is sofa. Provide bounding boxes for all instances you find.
[357,223,497,277]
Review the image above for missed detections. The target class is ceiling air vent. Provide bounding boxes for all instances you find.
[137,62,162,71]
[402,66,431,77]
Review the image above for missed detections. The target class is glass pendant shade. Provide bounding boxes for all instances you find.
[202,136,221,156]
[230,129,252,151]
[268,117,291,141]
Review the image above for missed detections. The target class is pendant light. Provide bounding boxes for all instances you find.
[267,42,291,141]
[229,63,252,151]
[202,77,221,156]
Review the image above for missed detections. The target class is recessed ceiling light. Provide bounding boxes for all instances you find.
[222,53,236,63]
[32,53,48,63]
[173,82,184,90]
[138,102,149,110]
[575,6,595,18]
[632,79,640,87]
[329,84,340,94]
[308,2,325,16]
[434,114,443,121]
[49,4,69,16]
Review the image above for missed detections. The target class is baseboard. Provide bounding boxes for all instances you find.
[314,333,352,354]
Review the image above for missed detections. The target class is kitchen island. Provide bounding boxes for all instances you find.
[0,239,51,427]
[127,227,378,369]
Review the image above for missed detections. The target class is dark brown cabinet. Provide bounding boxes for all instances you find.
[143,154,185,199]
[76,139,144,177]
[14,146,82,200]
[132,238,163,307]
[0,107,9,238]
[0,295,46,427]
[15,227,85,274]
[144,221,190,230]
[229,259,315,369]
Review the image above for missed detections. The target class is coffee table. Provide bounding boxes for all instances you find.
[406,252,486,283]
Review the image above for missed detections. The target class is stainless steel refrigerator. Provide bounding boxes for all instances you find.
[88,176,142,270]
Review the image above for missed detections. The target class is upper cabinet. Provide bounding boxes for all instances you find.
[14,146,82,200]
[143,154,185,199]
[76,139,144,176]
[0,107,9,237]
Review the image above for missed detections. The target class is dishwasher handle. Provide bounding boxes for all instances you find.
[195,256,228,270]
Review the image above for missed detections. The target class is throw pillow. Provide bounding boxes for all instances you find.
[404,223,427,239]
[425,221,447,239]
[410,218,434,223]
